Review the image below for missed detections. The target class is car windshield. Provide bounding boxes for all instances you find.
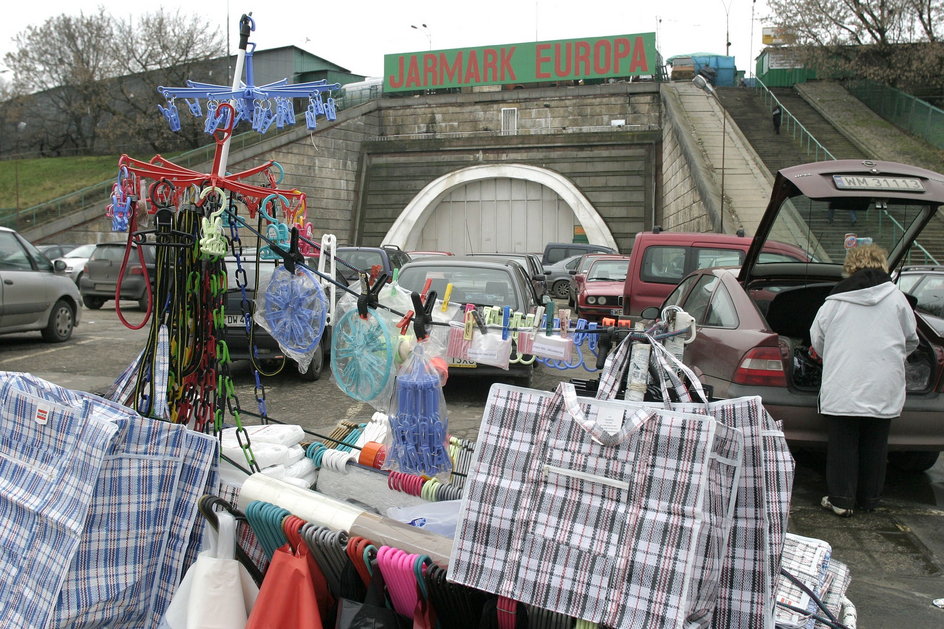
[65,244,96,258]
[588,259,629,281]
[398,266,519,310]
[336,250,385,274]
[761,195,935,267]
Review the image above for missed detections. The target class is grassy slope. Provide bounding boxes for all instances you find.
[0,156,121,210]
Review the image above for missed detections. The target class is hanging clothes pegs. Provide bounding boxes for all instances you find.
[410,290,438,341]
[543,298,556,336]
[440,283,453,312]
[266,226,305,274]
[501,306,511,341]
[357,272,388,319]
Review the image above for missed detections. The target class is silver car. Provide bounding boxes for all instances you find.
[56,243,97,284]
[0,227,81,342]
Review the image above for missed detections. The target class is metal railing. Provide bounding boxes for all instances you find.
[751,77,836,162]
[846,80,944,150]
[750,78,937,264]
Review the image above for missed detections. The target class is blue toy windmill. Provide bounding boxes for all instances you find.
[156,14,339,136]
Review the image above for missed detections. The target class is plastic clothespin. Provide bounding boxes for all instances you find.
[501,306,512,341]
[268,226,305,274]
[410,290,438,341]
[471,310,488,336]
[441,283,453,312]
[543,298,556,336]
[509,311,523,340]
[357,272,388,319]
[463,304,476,341]
[397,310,415,336]
[420,278,433,302]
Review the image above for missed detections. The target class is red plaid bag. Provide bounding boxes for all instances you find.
[450,381,743,628]
[596,336,795,629]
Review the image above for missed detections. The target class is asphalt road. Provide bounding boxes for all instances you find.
[5,302,944,627]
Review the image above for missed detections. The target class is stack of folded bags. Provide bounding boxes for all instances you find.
[775,533,853,628]
[220,424,317,489]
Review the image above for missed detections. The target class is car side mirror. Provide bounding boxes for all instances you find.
[543,270,551,276]
[568,270,577,275]
[53,260,67,273]
[640,306,661,320]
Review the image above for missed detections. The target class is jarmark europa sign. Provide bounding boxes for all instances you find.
[384,33,656,92]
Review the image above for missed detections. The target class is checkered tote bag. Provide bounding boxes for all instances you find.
[597,338,795,629]
[450,382,743,628]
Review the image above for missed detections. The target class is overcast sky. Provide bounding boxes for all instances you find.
[2,1,771,79]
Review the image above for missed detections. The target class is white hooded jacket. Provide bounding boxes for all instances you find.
[810,275,918,418]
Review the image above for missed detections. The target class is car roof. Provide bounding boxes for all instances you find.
[403,255,518,269]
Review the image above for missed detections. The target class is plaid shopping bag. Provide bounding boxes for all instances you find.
[450,382,742,628]
[596,338,795,629]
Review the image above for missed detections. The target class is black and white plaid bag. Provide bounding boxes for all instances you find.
[449,381,743,628]
[597,336,795,629]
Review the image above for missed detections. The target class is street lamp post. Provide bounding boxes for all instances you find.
[411,23,432,50]
[14,121,26,214]
[693,76,726,233]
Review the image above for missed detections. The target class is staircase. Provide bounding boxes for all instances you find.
[713,84,943,265]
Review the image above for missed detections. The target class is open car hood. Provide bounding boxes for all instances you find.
[740,159,944,284]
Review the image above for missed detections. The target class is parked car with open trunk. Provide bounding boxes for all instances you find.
[655,159,944,472]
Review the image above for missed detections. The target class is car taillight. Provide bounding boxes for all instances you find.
[129,266,145,276]
[733,346,787,386]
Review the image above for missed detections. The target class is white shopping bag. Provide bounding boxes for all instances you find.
[159,511,259,629]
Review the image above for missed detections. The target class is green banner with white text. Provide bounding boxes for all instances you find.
[384,33,657,92]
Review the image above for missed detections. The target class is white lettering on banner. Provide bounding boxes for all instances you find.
[532,335,574,361]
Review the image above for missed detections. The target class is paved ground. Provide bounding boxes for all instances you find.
[6,303,944,626]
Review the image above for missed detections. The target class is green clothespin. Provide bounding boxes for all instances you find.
[544,297,556,336]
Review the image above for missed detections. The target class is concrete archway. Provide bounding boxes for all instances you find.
[382,164,617,251]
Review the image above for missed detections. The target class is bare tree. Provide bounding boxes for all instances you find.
[765,0,943,94]
[3,9,115,155]
[102,10,227,153]
[1,8,226,156]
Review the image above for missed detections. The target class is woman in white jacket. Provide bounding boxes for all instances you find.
[810,244,918,517]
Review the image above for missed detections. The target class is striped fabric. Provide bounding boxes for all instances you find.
[0,372,218,629]
[0,380,115,629]
[775,534,834,629]
[599,338,796,628]
[450,382,743,628]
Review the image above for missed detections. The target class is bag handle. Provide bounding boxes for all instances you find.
[647,336,709,408]
[553,382,656,446]
[595,333,634,400]
[214,511,237,561]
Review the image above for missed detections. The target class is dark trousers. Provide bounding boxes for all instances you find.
[825,415,892,510]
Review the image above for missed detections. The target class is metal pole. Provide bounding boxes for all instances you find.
[720,111,726,233]
[216,14,253,177]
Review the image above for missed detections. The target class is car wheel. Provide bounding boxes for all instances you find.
[83,296,105,310]
[552,280,570,299]
[41,299,75,343]
[888,451,940,473]
[297,339,324,382]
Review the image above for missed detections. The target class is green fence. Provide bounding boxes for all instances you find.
[846,80,944,150]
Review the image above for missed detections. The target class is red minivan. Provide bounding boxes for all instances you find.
[621,230,811,316]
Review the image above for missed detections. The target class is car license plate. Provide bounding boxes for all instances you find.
[95,283,115,291]
[609,308,621,315]
[449,358,478,368]
[226,314,246,328]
